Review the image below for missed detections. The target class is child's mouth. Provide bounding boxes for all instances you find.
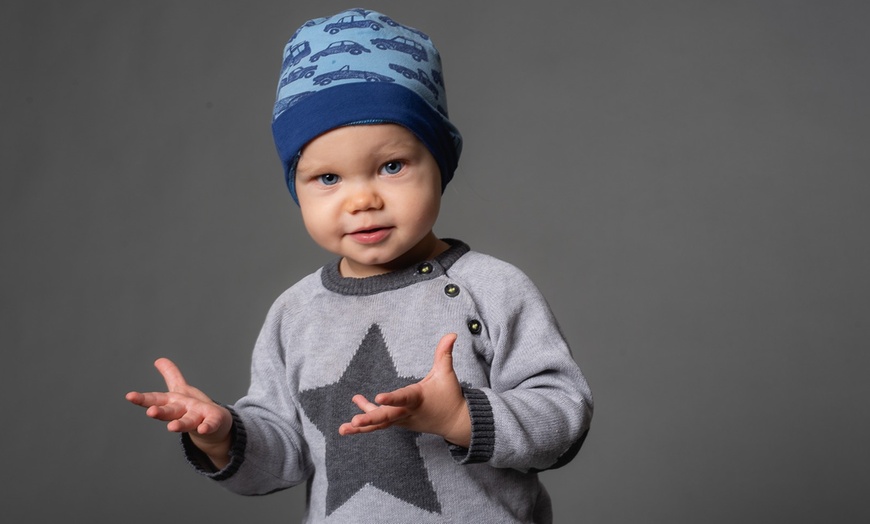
[348,227,392,244]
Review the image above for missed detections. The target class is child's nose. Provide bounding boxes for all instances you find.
[344,182,383,213]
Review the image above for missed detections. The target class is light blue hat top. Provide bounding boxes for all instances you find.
[271,8,463,203]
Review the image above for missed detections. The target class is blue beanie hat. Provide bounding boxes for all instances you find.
[272,8,463,204]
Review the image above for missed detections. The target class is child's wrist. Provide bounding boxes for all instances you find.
[442,403,471,448]
[190,433,232,469]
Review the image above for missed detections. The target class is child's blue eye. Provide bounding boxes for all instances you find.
[382,161,403,175]
[318,173,340,186]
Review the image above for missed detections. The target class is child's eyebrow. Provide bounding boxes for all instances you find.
[371,137,421,157]
[294,156,331,177]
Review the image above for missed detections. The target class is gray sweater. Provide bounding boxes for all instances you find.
[183,240,593,523]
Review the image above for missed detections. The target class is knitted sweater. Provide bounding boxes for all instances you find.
[183,240,593,523]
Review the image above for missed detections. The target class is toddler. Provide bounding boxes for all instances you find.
[127,8,593,523]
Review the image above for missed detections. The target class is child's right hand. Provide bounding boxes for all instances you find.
[126,358,233,468]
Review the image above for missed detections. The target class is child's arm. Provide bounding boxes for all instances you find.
[126,358,234,469]
[338,333,472,447]
[344,256,593,472]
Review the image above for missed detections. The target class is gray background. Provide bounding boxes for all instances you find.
[3,1,868,522]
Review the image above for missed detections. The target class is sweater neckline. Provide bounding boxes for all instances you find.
[320,239,470,296]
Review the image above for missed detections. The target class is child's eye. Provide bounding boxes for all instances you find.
[381,161,403,175]
[317,173,340,186]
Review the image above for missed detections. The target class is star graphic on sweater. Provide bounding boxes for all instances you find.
[299,324,442,515]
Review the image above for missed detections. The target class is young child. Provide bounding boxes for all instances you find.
[127,8,593,523]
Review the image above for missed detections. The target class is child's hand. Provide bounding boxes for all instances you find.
[126,358,233,467]
[338,333,471,448]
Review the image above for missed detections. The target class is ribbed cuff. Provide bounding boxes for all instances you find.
[449,388,494,464]
[181,405,247,481]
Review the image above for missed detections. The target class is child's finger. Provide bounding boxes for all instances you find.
[164,405,227,435]
[126,390,170,408]
[375,385,420,408]
[166,418,197,433]
[338,422,367,435]
[350,394,379,413]
[146,402,188,421]
[339,419,392,435]
[196,412,225,435]
[433,333,458,368]
[125,391,145,405]
[346,407,402,431]
[154,358,189,392]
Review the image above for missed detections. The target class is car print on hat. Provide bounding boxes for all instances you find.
[281,40,311,70]
[279,65,318,88]
[324,14,382,35]
[312,65,395,86]
[388,64,439,100]
[370,35,428,62]
[309,40,371,62]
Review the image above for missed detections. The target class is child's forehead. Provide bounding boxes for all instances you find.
[298,124,424,165]
[305,124,419,150]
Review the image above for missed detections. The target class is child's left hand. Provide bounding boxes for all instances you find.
[338,333,471,448]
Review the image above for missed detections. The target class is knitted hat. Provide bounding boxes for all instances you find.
[271,8,463,203]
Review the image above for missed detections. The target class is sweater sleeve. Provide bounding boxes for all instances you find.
[456,257,593,472]
[182,290,314,494]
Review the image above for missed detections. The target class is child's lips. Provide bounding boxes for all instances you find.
[347,226,393,244]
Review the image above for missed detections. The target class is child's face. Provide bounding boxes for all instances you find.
[295,124,444,278]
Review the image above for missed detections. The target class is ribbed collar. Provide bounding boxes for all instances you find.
[320,239,470,296]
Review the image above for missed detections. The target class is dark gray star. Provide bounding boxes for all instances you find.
[299,324,442,515]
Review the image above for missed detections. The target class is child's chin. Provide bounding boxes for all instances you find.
[340,256,397,278]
